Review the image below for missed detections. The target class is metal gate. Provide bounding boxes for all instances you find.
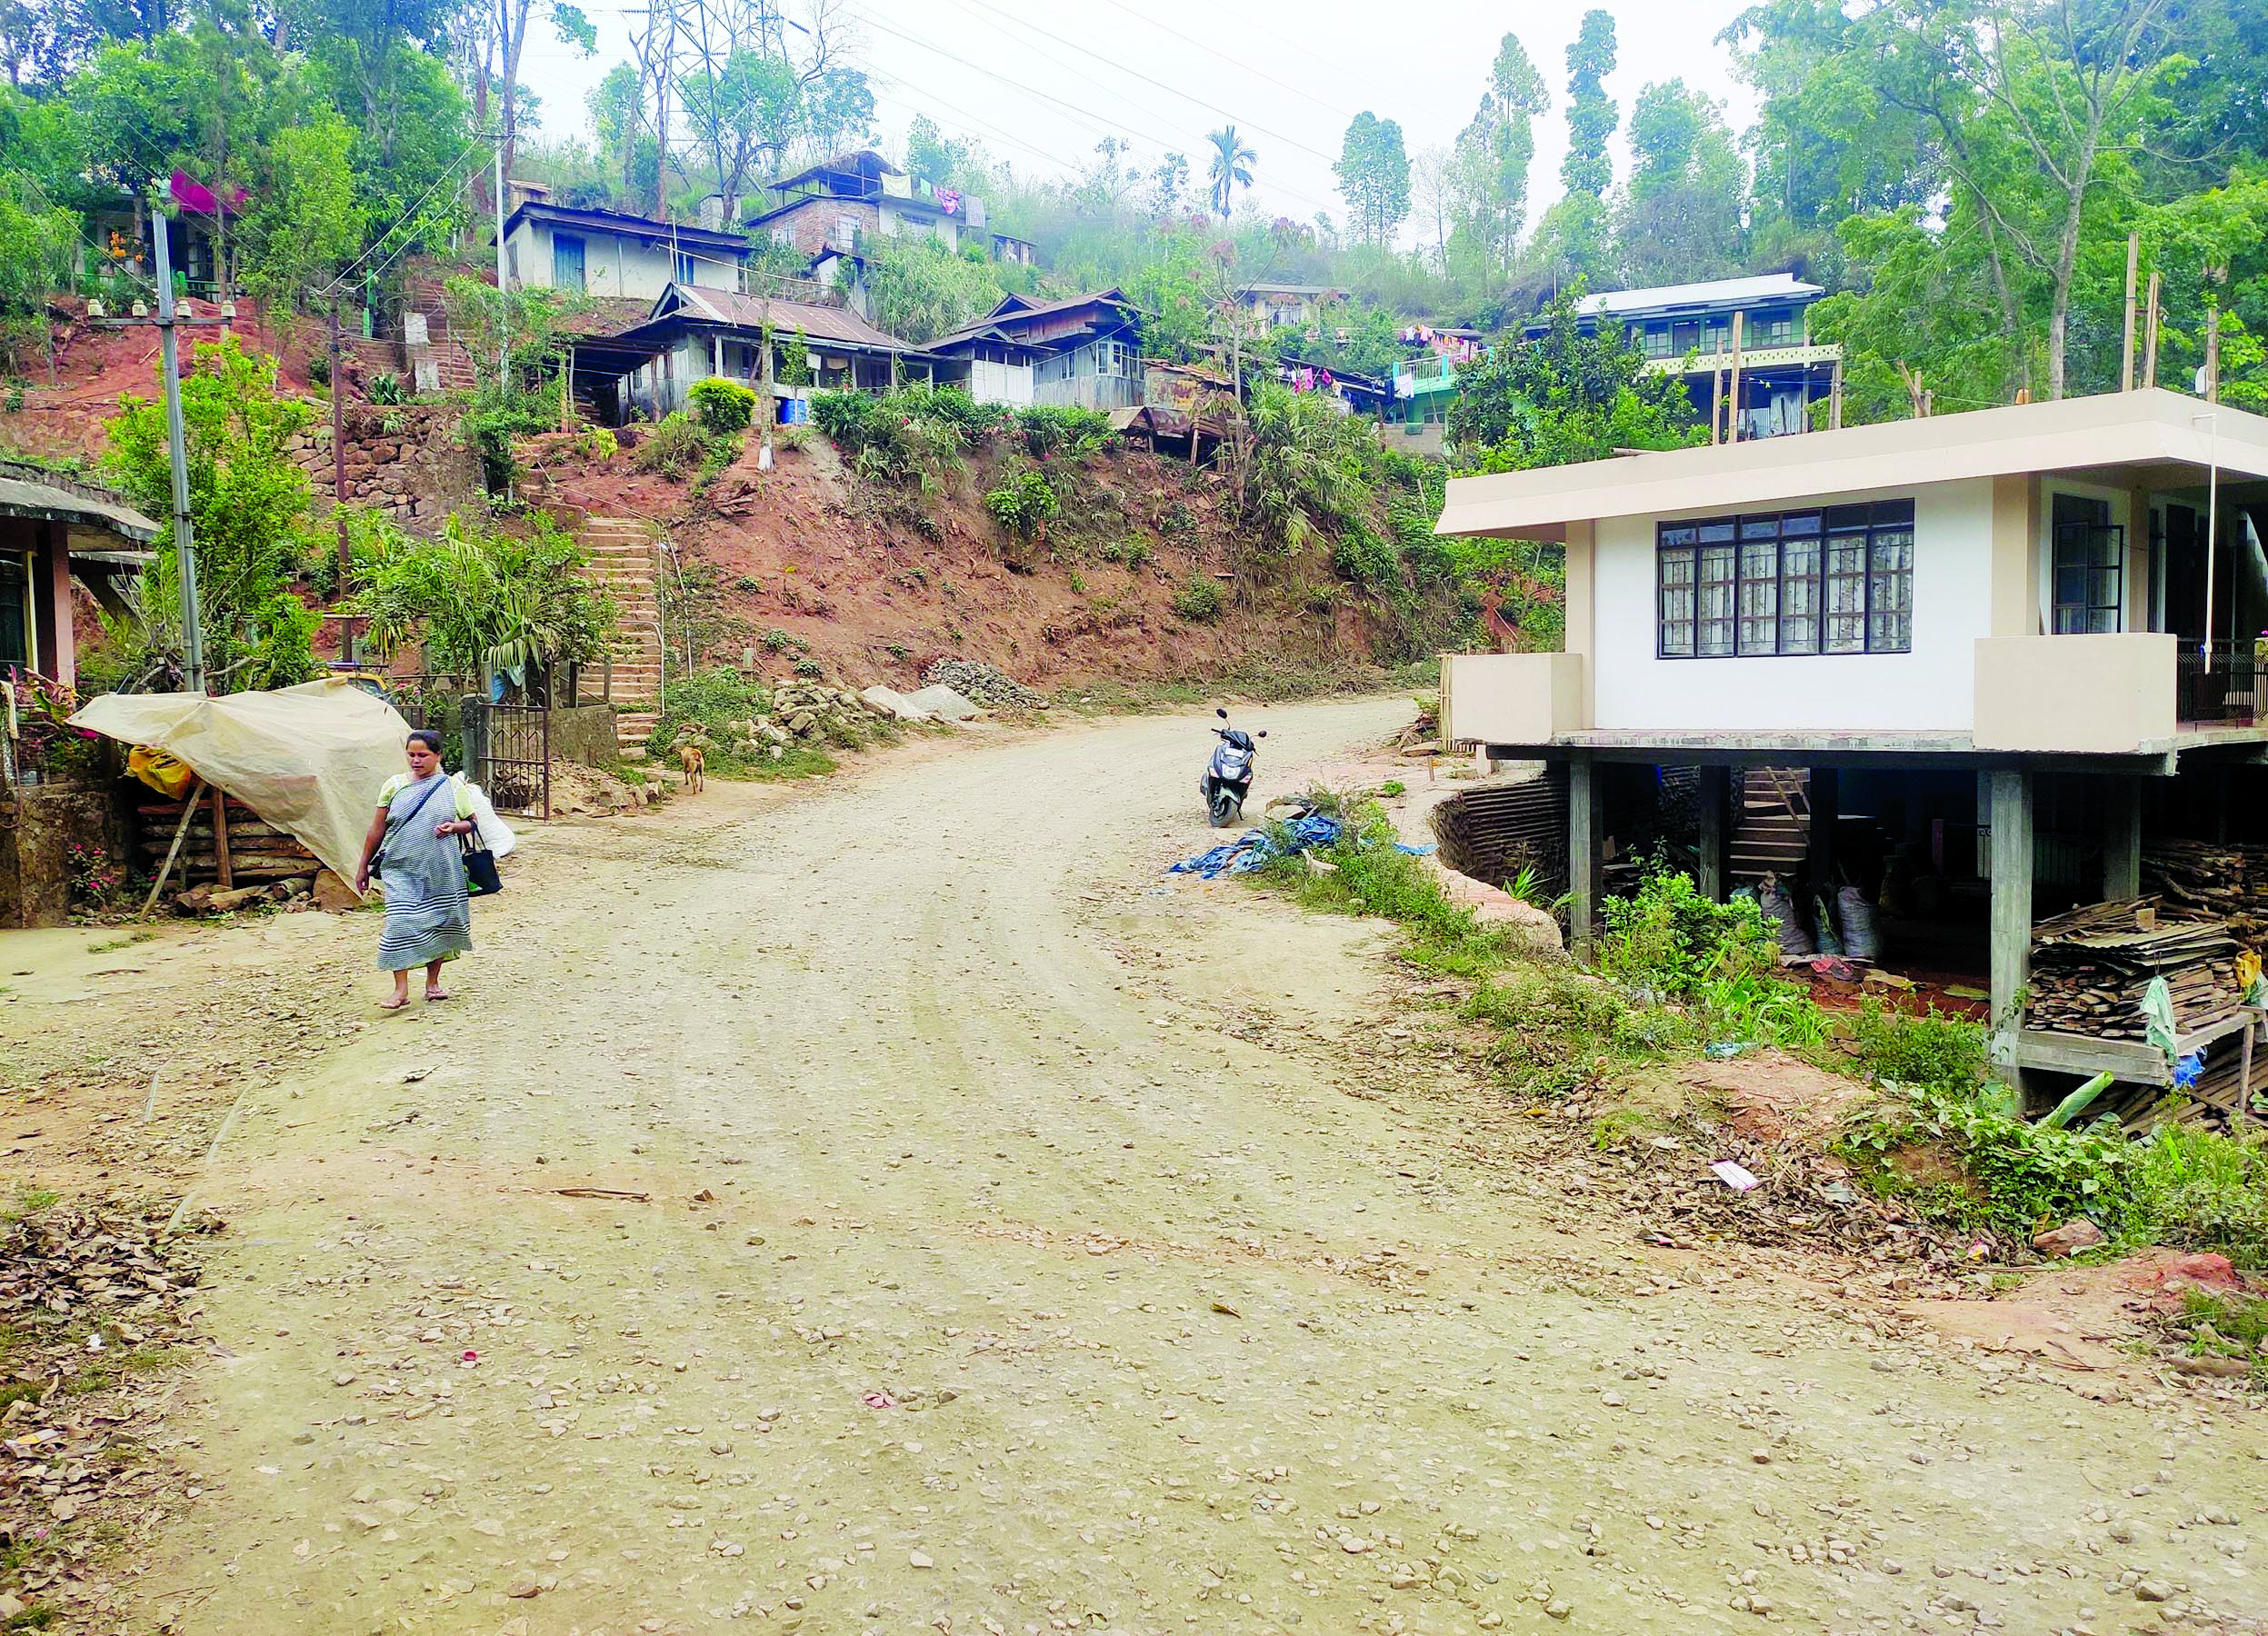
[483,704,552,819]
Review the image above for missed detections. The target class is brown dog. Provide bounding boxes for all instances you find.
[678,742,705,793]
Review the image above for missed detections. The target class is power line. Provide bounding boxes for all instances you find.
[1084,0,1359,125]
[853,6,1344,221]
[944,0,1343,167]
[322,130,497,298]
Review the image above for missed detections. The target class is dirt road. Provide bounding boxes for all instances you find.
[8,700,2263,1635]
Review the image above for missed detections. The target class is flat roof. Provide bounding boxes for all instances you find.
[0,468,160,544]
[1572,272,1822,319]
[1436,389,2268,541]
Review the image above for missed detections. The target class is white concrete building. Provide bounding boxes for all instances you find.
[1434,388,2268,1095]
[501,203,751,302]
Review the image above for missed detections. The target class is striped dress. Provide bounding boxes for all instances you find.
[374,772,475,972]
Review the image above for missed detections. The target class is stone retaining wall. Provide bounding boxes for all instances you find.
[286,402,481,533]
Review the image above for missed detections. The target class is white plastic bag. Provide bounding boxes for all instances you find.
[462,778,517,859]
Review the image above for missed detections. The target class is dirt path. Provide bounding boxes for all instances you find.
[8,700,2263,1635]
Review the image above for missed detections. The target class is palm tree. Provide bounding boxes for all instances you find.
[1206,125,1255,219]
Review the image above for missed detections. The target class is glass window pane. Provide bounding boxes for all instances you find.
[1741,517,1781,540]
[1659,524,1696,547]
[1824,539,1867,652]
[1871,498,1916,527]
[1867,528,1913,653]
[1779,536,1820,653]
[1697,544,1737,657]
[1738,541,1780,654]
[1658,546,1695,656]
[1699,521,1737,544]
[1825,504,1870,533]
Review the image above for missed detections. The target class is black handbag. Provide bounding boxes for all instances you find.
[460,830,504,897]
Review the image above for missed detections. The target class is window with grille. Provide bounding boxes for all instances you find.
[1658,500,1914,658]
[2051,493,2123,633]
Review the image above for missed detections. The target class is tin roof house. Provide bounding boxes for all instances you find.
[927,290,1144,412]
[1434,387,2268,1110]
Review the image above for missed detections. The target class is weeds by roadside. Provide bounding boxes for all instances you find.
[1244,810,2268,1275]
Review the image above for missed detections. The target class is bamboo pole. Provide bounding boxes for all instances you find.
[138,781,205,920]
[210,784,232,889]
[2143,271,2162,388]
[2206,304,2221,403]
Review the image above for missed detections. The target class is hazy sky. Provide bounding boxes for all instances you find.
[515,1,1763,241]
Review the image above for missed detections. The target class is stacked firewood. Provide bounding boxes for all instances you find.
[2024,896,2246,1038]
[136,793,322,888]
[2142,839,2268,943]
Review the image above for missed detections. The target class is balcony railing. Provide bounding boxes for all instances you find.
[2176,642,2258,728]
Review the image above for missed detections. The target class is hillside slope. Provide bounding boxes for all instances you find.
[535,425,1452,699]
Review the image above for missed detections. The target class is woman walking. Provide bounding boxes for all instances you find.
[355,730,479,1011]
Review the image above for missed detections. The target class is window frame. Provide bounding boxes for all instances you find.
[1655,500,1915,660]
[2049,492,2124,635]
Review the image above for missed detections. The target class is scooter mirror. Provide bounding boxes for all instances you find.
[1257,730,1267,738]
[1215,707,1228,719]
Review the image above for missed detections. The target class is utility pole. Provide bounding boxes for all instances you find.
[759,297,774,472]
[2143,271,2162,388]
[493,136,510,391]
[328,295,348,579]
[151,212,206,693]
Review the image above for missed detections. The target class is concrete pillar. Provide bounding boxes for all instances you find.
[1808,767,1840,899]
[1988,767,2034,1070]
[2103,775,2142,902]
[1568,753,1604,963]
[1697,764,1730,903]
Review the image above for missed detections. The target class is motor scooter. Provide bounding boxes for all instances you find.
[1201,707,1264,827]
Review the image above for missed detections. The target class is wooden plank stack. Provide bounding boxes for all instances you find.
[135,793,322,889]
[2024,896,2246,1039]
[2142,839,2268,943]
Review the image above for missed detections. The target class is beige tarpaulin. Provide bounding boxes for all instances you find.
[69,678,411,889]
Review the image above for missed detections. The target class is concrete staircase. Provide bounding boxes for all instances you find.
[1732,766,1811,885]
[580,517,664,749]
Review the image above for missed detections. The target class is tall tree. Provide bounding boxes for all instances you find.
[1445,34,1547,285]
[1859,0,2187,398]
[1206,123,1254,219]
[1617,79,1745,284]
[1561,8,1618,199]
[1334,110,1410,248]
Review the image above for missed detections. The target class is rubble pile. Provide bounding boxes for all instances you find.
[1,1202,214,1618]
[921,658,1045,711]
[720,682,892,761]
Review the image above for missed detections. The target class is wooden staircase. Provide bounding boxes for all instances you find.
[580,517,664,749]
[1732,767,1811,885]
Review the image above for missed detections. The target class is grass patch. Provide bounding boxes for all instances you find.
[2170,1286,2268,1380]
[85,930,155,955]
[2,1188,59,1223]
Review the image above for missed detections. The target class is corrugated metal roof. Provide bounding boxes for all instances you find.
[1571,273,1823,318]
[502,200,750,254]
[0,469,161,544]
[932,289,1134,348]
[652,285,921,352]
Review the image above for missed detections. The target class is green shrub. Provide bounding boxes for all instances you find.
[1332,523,1397,587]
[688,375,758,434]
[984,467,1060,541]
[1597,869,1773,999]
[1851,999,1990,1094]
[1172,576,1224,623]
[1014,403,1112,458]
[634,411,712,480]
[1101,536,1154,570]
[367,371,405,405]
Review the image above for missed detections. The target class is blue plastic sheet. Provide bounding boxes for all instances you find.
[1169,815,1433,882]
